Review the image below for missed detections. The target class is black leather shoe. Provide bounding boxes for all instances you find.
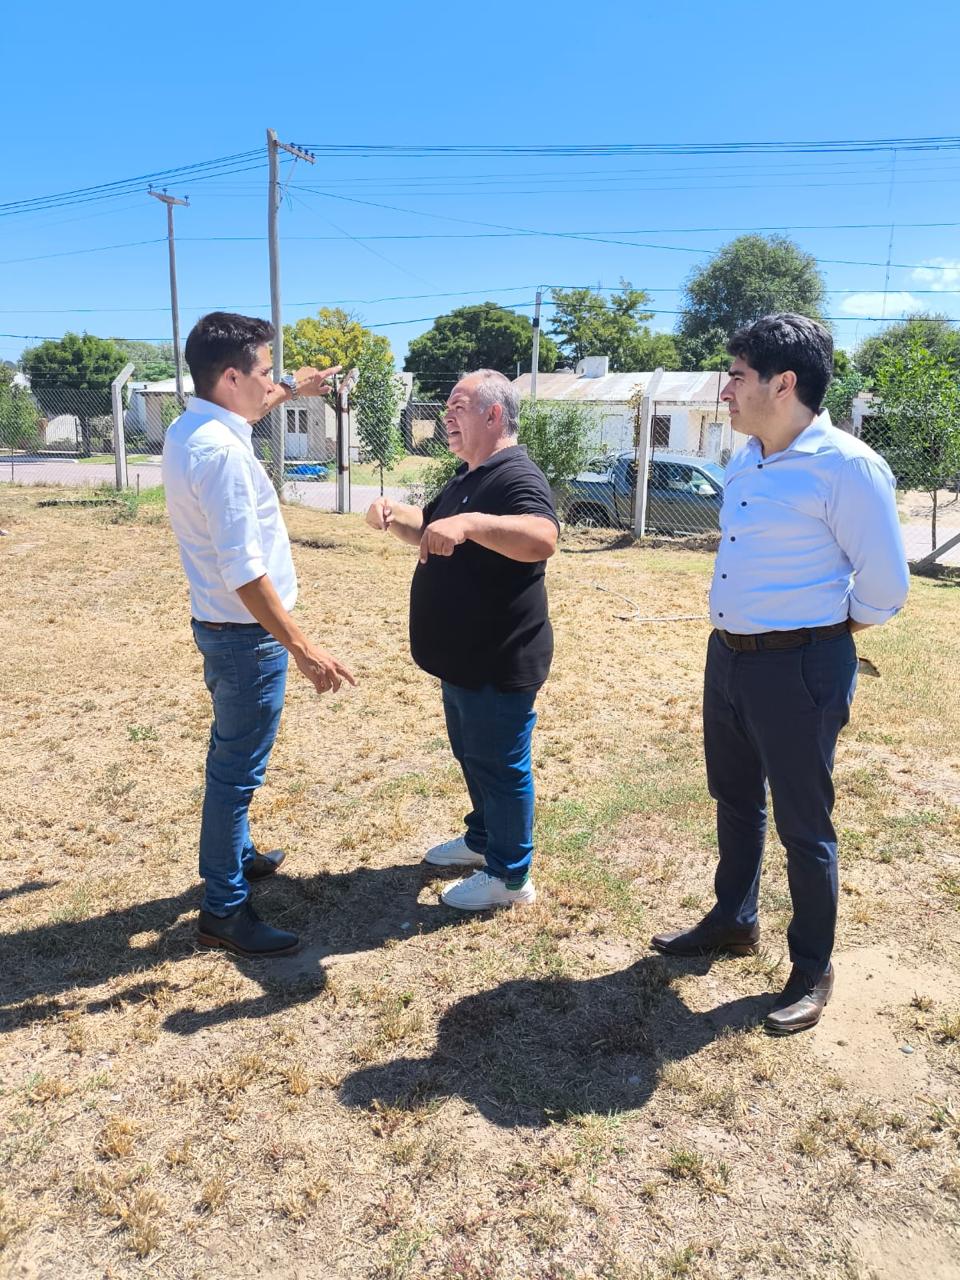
[197,899,299,958]
[765,963,834,1035]
[651,915,760,957]
[244,848,286,881]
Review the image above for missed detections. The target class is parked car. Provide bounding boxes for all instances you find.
[561,451,725,534]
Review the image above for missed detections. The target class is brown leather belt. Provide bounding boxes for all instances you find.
[717,620,850,652]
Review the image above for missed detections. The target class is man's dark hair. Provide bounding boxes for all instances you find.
[727,313,833,414]
[184,312,275,398]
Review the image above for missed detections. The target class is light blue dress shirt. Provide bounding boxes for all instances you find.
[709,412,909,634]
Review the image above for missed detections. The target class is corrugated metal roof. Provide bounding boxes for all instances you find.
[512,369,726,406]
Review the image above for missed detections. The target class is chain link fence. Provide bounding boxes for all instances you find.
[4,372,957,569]
[560,413,960,569]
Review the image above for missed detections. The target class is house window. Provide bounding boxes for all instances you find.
[285,408,308,433]
[651,415,671,449]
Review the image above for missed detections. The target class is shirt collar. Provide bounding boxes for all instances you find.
[740,410,832,464]
[186,396,253,438]
[462,443,528,476]
[784,410,833,455]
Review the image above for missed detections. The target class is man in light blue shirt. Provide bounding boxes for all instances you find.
[652,313,909,1034]
[163,312,355,958]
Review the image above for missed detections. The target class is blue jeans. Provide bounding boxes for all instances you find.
[441,682,539,884]
[703,629,859,980]
[192,621,288,916]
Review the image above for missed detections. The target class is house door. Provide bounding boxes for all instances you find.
[285,407,308,459]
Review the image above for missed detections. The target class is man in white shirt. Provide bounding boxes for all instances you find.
[163,312,355,958]
[652,313,909,1033]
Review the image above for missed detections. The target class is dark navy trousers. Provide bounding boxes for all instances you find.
[703,628,859,980]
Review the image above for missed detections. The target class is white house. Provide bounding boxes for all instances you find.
[126,375,336,458]
[128,371,414,461]
[512,357,742,461]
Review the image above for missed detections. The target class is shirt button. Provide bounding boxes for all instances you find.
[718,612,724,618]
[740,501,747,507]
[730,536,736,542]
[757,463,763,470]
[721,573,727,579]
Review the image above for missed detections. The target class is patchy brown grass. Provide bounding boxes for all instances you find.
[1,485,960,1278]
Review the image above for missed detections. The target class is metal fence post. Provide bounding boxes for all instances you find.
[335,367,359,514]
[633,367,664,539]
[111,363,135,490]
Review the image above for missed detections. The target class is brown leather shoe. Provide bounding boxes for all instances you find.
[650,916,760,957]
[244,848,285,881]
[765,963,834,1035]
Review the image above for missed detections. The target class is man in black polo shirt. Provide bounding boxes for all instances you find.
[366,370,558,910]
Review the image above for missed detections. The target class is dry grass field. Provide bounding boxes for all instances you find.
[1,485,959,1280]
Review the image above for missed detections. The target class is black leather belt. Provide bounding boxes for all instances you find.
[192,618,263,631]
[717,620,850,652]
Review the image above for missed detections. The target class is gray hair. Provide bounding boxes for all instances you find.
[462,369,520,435]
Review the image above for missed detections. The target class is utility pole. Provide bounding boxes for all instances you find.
[148,189,189,399]
[529,287,543,412]
[266,128,316,492]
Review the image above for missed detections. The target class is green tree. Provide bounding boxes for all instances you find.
[677,235,827,369]
[20,332,126,455]
[112,339,178,382]
[285,308,405,490]
[0,367,41,451]
[854,313,960,383]
[404,302,558,397]
[549,281,678,371]
[872,337,960,551]
[823,369,865,426]
[419,399,595,503]
[518,399,595,489]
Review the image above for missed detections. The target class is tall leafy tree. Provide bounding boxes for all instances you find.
[872,337,960,552]
[677,235,827,369]
[20,332,127,455]
[404,302,558,398]
[21,332,126,389]
[854,313,960,382]
[285,308,405,486]
[549,281,677,370]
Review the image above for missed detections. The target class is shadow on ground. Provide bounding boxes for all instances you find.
[0,862,461,1036]
[339,955,771,1127]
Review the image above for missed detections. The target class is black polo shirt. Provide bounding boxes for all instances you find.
[409,445,558,692]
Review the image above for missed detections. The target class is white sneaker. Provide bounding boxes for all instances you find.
[440,870,536,911]
[424,835,486,868]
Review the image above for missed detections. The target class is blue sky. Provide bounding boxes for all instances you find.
[3,0,960,370]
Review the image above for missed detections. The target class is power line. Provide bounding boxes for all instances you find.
[0,152,267,218]
[295,136,960,158]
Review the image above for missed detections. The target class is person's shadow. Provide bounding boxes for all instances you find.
[339,955,770,1127]
[0,862,462,1037]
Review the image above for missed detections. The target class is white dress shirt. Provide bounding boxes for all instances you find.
[709,412,909,634]
[162,397,297,623]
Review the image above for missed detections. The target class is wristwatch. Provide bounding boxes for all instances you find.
[279,373,299,399]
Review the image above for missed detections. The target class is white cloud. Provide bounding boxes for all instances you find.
[910,258,960,291]
[839,292,923,318]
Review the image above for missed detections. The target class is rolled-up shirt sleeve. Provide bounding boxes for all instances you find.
[191,446,268,592]
[826,456,910,625]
